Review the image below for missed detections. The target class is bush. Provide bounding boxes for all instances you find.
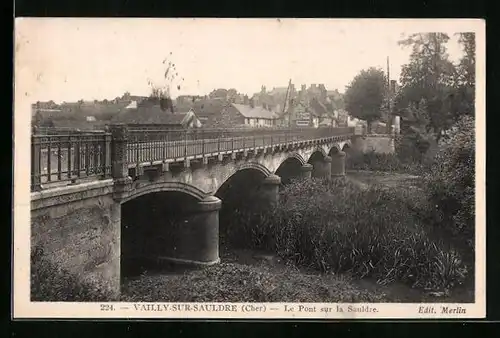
[346,150,428,174]
[424,115,475,248]
[228,178,469,290]
[31,246,114,302]
[395,130,436,165]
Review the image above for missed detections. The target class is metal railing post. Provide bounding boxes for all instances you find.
[73,137,81,183]
[184,129,188,158]
[103,131,112,178]
[202,130,205,157]
[110,124,130,180]
[31,134,41,191]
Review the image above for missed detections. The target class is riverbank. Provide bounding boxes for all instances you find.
[121,248,473,303]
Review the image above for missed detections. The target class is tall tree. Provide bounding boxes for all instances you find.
[395,33,457,142]
[344,67,387,132]
[209,88,229,99]
[453,32,475,117]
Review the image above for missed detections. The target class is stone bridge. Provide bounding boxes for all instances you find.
[30,125,387,298]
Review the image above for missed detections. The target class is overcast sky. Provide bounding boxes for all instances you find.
[15,18,479,103]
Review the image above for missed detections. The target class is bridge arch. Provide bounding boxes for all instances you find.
[286,153,307,166]
[119,181,207,204]
[328,144,342,155]
[211,162,273,195]
[235,162,273,177]
[275,154,307,185]
[307,147,328,163]
[120,183,213,278]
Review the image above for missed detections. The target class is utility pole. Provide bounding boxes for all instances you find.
[282,79,292,128]
[386,56,392,134]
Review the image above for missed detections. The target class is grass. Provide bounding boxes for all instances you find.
[221,177,471,292]
[120,249,473,303]
[30,246,115,302]
[121,261,386,303]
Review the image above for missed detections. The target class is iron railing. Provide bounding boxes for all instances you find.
[31,132,112,191]
[31,126,354,191]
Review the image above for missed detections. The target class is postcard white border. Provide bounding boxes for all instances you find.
[13,18,486,319]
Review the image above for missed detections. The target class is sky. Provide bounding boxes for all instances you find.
[15,18,480,104]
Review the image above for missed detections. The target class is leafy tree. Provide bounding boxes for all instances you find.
[425,115,475,246]
[452,32,475,117]
[395,33,457,142]
[344,67,387,132]
[456,33,475,89]
[209,88,229,99]
[147,54,183,113]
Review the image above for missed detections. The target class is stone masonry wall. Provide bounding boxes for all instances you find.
[31,181,120,299]
[352,135,395,154]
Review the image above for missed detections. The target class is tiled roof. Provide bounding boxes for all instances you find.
[51,119,106,130]
[192,98,229,118]
[112,105,191,125]
[231,103,277,119]
[59,102,128,117]
[269,87,288,95]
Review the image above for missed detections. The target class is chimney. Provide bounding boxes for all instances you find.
[249,98,255,108]
[243,95,249,105]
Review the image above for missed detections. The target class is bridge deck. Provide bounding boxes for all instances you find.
[31,127,355,191]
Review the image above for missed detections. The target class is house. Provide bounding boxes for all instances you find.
[231,103,277,127]
[192,98,233,127]
[187,97,279,128]
[276,100,320,128]
[111,104,202,129]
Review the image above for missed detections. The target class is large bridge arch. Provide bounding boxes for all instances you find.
[209,161,273,196]
[275,153,308,185]
[214,166,278,249]
[286,152,307,166]
[119,181,207,204]
[308,147,328,162]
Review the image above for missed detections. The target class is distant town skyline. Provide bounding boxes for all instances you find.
[16,18,476,104]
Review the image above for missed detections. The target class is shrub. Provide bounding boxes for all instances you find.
[228,178,469,290]
[346,149,428,174]
[424,115,475,248]
[31,245,114,302]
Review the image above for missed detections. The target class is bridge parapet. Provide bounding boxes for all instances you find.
[31,126,355,192]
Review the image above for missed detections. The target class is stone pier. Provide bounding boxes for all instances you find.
[259,174,281,209]
[160,195,222,266]
[300,163,313,179]
[312,156,332,179]
[331,151,346,177]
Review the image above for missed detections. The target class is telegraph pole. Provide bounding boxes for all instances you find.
[386,56,392,133]
[282,79,292,128]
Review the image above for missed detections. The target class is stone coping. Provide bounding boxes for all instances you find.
[31,179,114,202]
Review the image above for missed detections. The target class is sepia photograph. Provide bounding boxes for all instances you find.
[13,18,485,319]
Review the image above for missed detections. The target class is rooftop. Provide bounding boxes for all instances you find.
[112,105,193,125]
[231,103,278,120]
